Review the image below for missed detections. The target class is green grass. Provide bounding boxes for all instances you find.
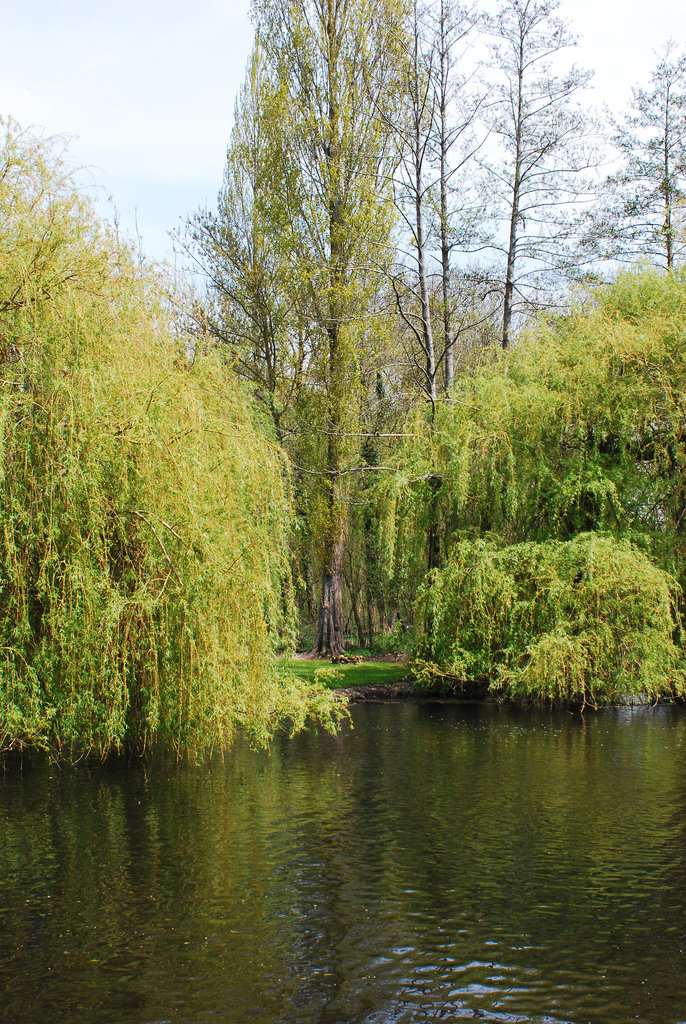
[281,659,410,689]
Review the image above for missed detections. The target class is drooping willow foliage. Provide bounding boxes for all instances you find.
[0,121,342,757]
[416,533,684,705]
[378,269,686,701]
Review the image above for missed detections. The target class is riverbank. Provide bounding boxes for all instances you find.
[284,657,686,708]
[284,657,487,702]
[284,656,411,691]
[337,680,415,701]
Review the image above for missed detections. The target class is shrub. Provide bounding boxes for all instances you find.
[416,532,685,705]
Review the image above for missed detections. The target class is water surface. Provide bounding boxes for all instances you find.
[1,702,685,1023]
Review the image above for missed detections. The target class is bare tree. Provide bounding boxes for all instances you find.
[390,0,485,403]
[430,0,486,388]
[582,42,686,270]
[486,0,594,348]
[390,0,439,408]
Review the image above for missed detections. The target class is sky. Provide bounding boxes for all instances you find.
[3,0,686,264]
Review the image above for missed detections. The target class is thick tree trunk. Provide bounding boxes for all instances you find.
[313,529,345,657]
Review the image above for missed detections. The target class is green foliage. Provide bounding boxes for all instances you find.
[379,268,686,700]
[0,121,343,757]
[391,269,686,572]
[192,2,407,655]
[417,533,685,705]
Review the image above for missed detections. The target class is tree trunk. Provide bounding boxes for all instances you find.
[312,1,347,660]
[415,174,437,403]
[439,0,453,389]
[502,33,524,350]
[663,86,674,269]
[427,473,442,571]
[366,589,375,652]
[502,211,517,349]
[346,553,366,648]
[409,0,436,406]
[415,166,437,404]
[313,528,345,657]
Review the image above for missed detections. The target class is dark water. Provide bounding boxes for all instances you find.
[1,703,686,1024]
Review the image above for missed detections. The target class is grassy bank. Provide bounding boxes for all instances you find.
[282,660,410,689]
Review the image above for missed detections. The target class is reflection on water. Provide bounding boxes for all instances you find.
[1,702,686,1023]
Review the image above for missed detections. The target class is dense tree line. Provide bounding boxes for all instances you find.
[187,0,686,707]
[3,0,686,758]
[0,120,342,756]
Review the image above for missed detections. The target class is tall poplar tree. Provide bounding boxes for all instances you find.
[251,0,403,656]
[187,44,306,444]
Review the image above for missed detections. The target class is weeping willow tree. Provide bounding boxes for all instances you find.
[417,533,684,705]
[377,268,686,701]
[0,121,341,757]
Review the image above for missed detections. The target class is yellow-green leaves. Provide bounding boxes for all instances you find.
[0,123,341,758]
[384,268,686,701]
[417,533,684,705]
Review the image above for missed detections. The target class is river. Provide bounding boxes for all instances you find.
[1,701,685,1023]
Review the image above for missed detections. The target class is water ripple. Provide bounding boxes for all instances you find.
[1,703,686,1023]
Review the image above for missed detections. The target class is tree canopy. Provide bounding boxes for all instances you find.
[384,269,686,702]
[0,120,342,757]
[183,1,686,708]
[5,0,686,751]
